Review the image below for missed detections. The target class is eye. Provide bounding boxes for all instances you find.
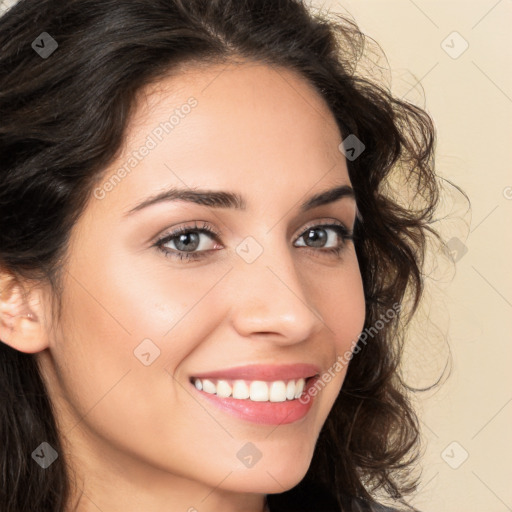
[153,220,354,262]
[154,220,220,262]
[294,222,354,259]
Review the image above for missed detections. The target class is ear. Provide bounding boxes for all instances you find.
[0,271,50,353]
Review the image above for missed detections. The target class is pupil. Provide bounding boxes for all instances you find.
[307,228,326,247]
[177,233,199,251]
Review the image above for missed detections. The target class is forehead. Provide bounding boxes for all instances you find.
[92,59,350,215]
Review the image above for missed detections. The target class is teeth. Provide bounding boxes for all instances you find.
[294,378,305,399]
[286,380,296,400]
[269,381,287,402]
[216,380,232,398]
[202,379,216,394]
[250,381,269,401]
[192,377,307,402]
[232,380,250,399]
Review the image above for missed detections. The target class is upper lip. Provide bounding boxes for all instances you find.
[190,363,320,382]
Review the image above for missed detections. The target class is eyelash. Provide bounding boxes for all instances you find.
[153,220,354,262]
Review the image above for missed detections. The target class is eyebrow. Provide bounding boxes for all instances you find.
[124,183,355,217]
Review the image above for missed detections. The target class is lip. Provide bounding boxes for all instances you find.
[190,363,321,382]
[189,364,321,426]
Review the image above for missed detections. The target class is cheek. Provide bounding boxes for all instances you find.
[64,240,228,359]
[50,265,223,472]
[294,253,365,406]
[308,252,366,354]
[50,249,231,426]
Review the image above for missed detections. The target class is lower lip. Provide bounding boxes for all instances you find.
[190,377,319,425]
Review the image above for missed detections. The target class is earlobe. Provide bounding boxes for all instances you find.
[0,272,50,354]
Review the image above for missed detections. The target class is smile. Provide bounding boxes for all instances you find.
[191,377,310,402]
[188,364,321,425]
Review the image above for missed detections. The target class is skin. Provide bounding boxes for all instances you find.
[0,60,365,512]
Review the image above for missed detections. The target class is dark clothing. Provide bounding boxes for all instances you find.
[266,481,401,512]
[267,497,399,512]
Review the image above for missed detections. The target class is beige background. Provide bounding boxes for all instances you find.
[2,0,511,510]
[310,1,512,511]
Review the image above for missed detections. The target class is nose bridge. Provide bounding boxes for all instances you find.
[227,231,325,342]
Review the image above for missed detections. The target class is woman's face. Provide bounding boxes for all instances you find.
[38,61,365,508]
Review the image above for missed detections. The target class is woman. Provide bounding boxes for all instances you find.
[0,1,444,511]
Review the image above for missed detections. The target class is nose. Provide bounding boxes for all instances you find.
[227,238,328,346]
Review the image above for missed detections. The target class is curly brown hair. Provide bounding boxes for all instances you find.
[0,1,449,511]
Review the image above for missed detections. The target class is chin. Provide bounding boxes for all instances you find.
[226,455,312,494]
